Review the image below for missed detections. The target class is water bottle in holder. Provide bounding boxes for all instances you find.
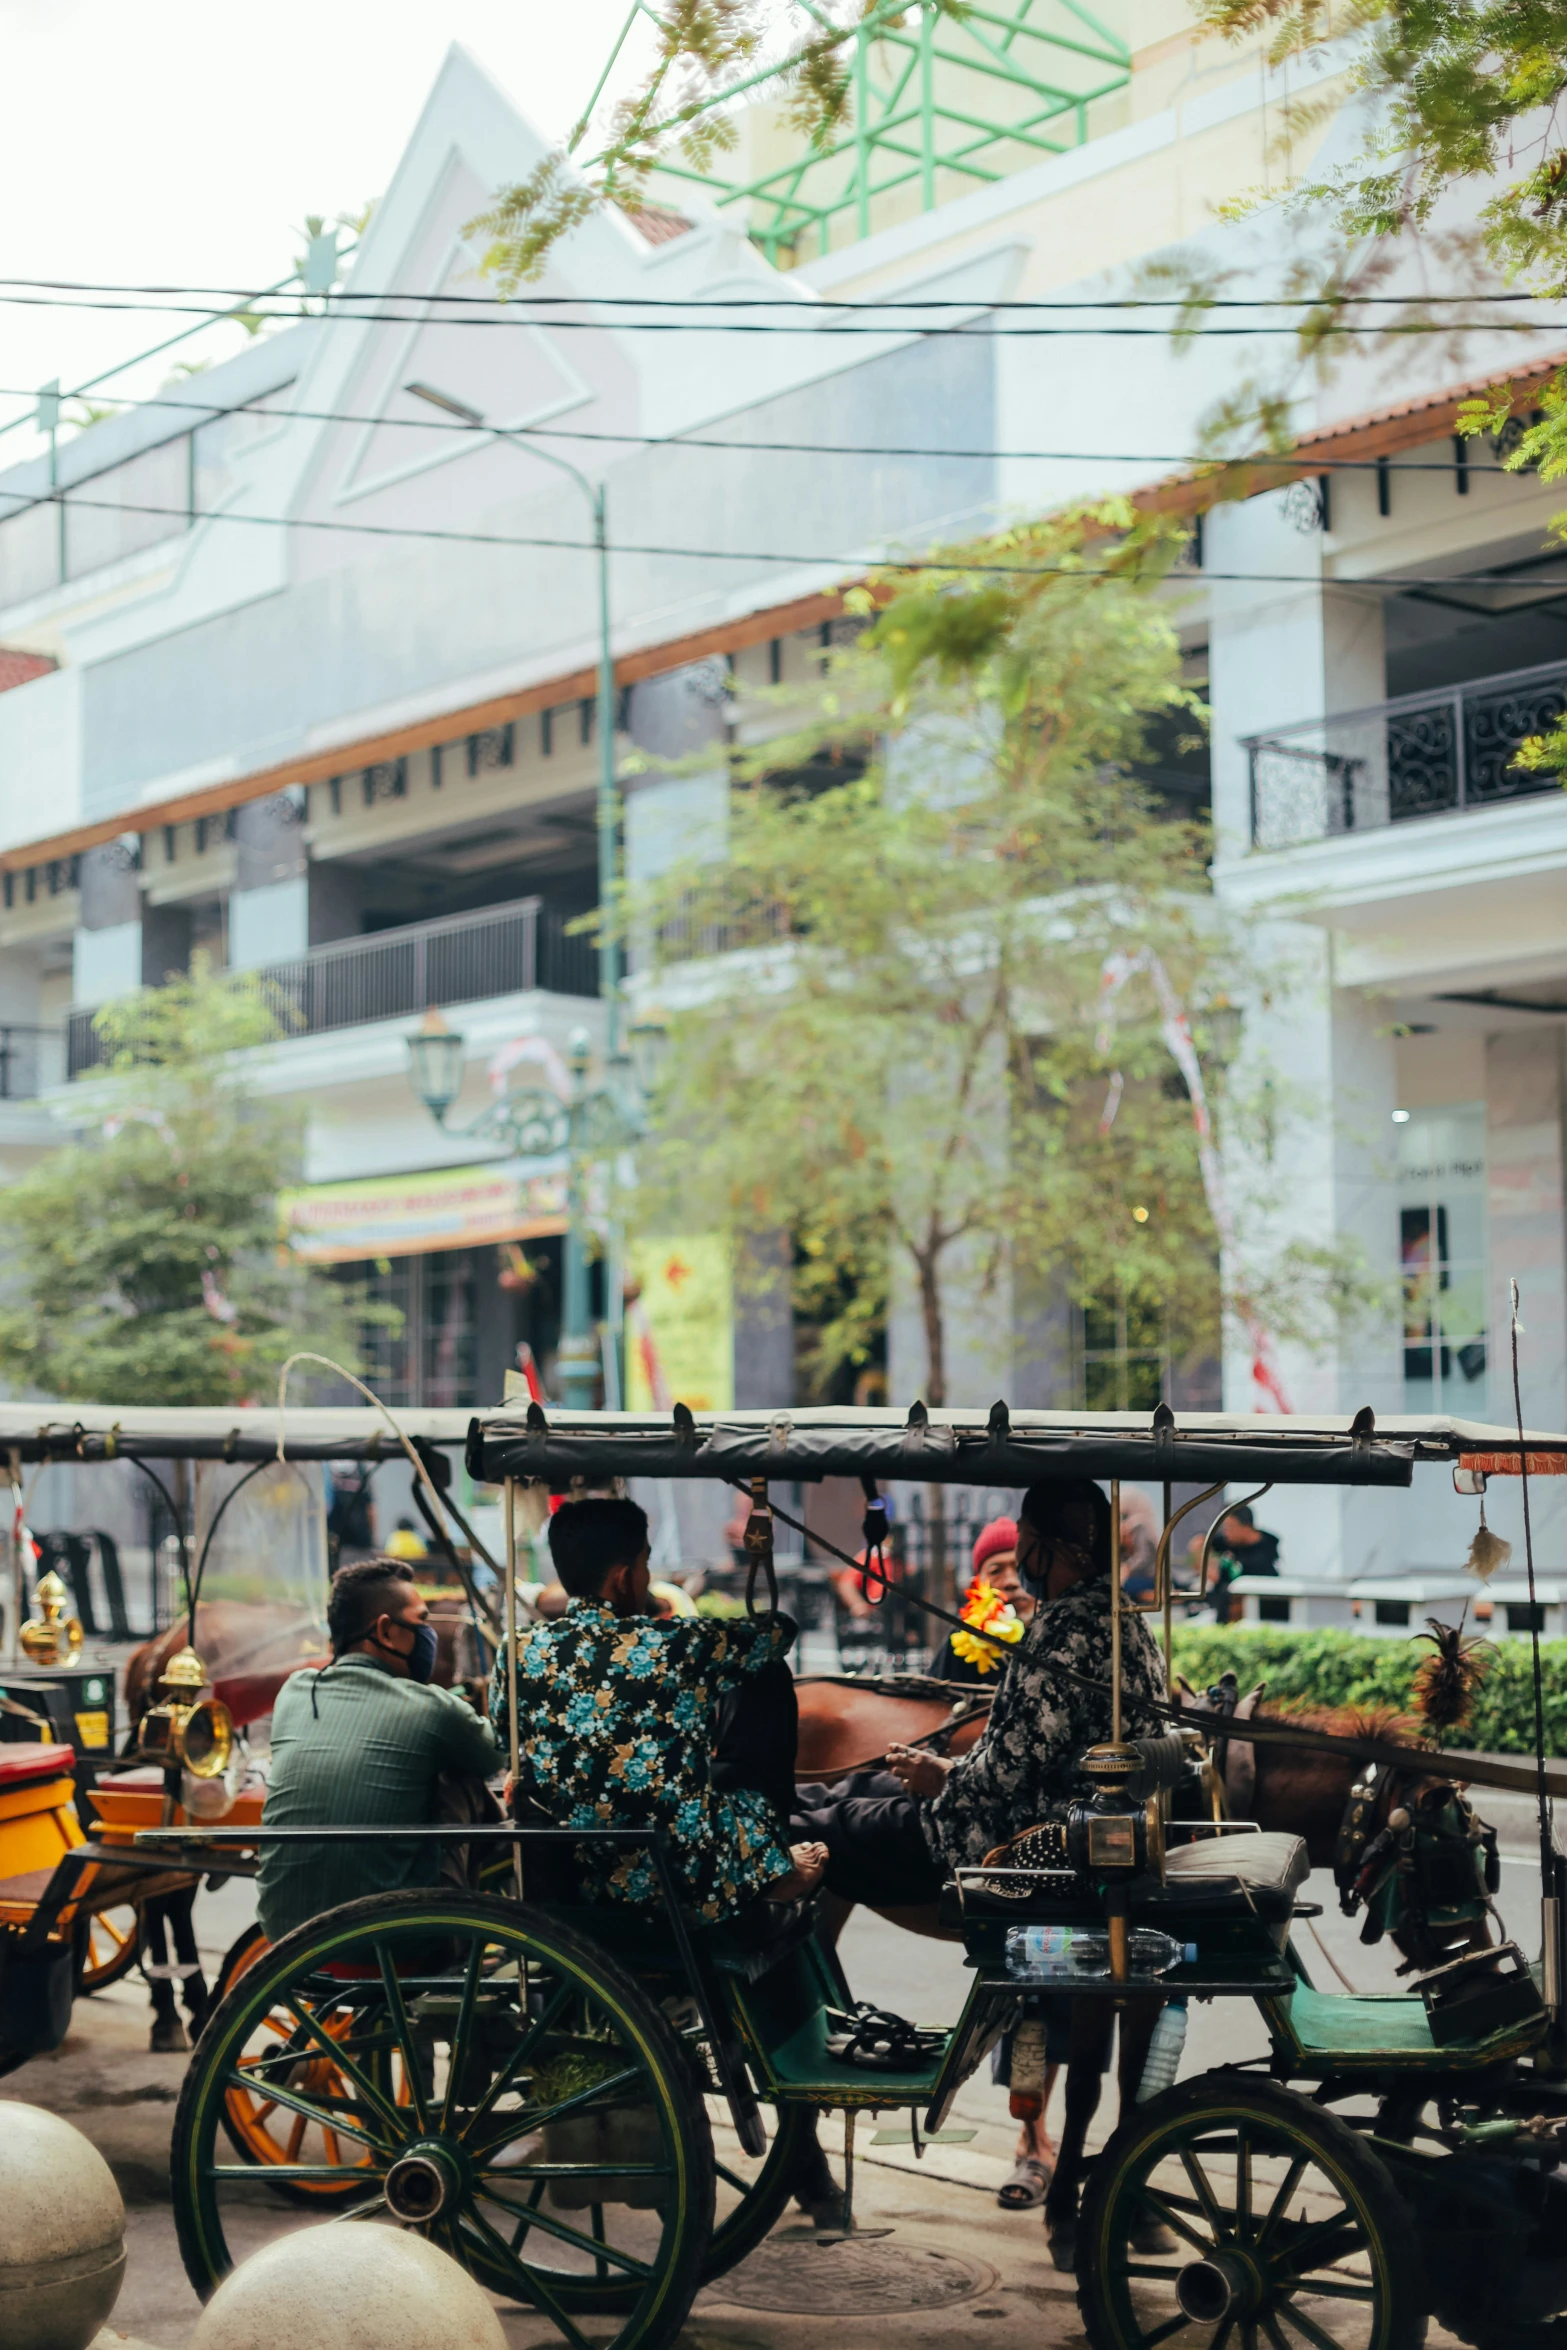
[1136,2000,1188,2101]
[1003,1925,1196,1983]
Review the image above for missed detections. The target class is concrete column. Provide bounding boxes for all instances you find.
[1206,488,1386,866]
[623,662,730,948]
[1485,1028,1567,1564]
[733,1230,794,1408]
[74,837,142,1005]
[230,793,308,970]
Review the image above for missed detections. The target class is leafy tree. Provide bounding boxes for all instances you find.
[466,0,968,291]
[620,504,1371,1411]
[0,965,371,1407]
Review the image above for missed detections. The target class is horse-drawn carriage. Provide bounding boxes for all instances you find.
[0,1403,490,2069]
[122,1400,1567,2350]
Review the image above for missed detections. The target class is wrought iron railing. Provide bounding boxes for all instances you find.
[1245,658,1567,850]
[67,896,597,1078]
[0,1024,65,1097]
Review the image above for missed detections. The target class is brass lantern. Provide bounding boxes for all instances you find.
[136,1646,234,1780]
[19,1569,84,1665]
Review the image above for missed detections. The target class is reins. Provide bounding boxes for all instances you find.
[737,1478,1565,1808]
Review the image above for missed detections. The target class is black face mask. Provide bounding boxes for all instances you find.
[374,1622,439,1683]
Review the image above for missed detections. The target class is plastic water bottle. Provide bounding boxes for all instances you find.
[1003,1925,1196,1983]
[1136,2000,1188,2101]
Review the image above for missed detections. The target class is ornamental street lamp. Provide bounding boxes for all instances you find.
[403,379,621,1056]
[407,1012,667,1411]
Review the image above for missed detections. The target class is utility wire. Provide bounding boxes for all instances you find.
[1,478,1563,592]
[0,382,1551,478]
[0,290,1561,338]
[0,274,1554,310]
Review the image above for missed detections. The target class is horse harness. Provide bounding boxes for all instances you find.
[1334,1757,1501,1969]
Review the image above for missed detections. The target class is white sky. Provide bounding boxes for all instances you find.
[0,0,655,459]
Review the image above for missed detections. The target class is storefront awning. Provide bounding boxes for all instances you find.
[280,1159,567,1263]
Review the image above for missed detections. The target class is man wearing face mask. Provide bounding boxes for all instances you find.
[257,1557,502,1943]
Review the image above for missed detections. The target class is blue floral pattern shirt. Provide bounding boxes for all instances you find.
[491,1599,797,1922]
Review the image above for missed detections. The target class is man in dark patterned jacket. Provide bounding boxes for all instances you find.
[795,1478,1167,1905]
[493,1496,827,1922]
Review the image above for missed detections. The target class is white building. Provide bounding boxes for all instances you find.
[0,23,1561,1583]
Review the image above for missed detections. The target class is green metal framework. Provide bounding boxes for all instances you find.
[578,1,1132,266]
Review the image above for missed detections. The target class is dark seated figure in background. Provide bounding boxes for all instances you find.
[259,1558,503,1944]
[493,1497,826,1925]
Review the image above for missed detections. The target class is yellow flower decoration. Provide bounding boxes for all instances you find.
[949,1579,1024,1674]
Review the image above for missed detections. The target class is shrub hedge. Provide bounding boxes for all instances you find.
[1169,1626,1567,1757]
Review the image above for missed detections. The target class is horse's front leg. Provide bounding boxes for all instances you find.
[1044,1997,1113,2269]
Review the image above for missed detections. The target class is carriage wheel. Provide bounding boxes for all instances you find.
[704,2096,817,2277]
[210,1923,414,2206]
[75,1899,143,1993]
[172,1892,714,2350]
[1077,2073,1425,2350]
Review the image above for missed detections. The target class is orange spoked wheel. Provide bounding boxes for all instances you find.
[76,1899,144,1993]
[214,1923,413,2205]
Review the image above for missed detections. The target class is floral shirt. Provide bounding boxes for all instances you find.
[924,1574,1167,1869]
[491,1598,797,1922]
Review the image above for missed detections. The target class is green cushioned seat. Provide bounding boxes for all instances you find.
[1269,1979,1545,2071]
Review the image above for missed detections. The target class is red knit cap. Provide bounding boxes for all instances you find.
[969,1517,1018,1583]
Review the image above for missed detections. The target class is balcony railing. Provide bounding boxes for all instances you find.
[1245,657,1567,850]
[0,1024,65,1097]
[67,895,597,1079]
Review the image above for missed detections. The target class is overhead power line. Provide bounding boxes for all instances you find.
[0,274,1553,311]
[1,478,1563,594]
[0,290,1560,338]
[0,379,1541,475]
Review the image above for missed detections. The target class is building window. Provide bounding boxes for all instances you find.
[335,1250,478,1409]
[1399,1102,1489,1416]
[424,1252,478,1406]
[1081,1290,1167,1411]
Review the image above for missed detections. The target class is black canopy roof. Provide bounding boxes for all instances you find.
[463,1402,1565,1491]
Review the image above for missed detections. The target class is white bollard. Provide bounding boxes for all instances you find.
[187,2223,507,2350]
[0,2102,126,2350]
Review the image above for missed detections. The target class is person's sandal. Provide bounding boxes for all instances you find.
[824,2002,946,2070]
[997,2156,1051,2210]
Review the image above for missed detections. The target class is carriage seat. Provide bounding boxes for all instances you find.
[0,1743,76,1790]
[1146,1831,1310,1926]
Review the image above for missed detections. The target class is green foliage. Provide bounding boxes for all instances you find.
[1192,3,1567,783]
[617,504,1358,1402]
[0,964,371,1408]
[694,1588,747,1617]
[1170,1623,1567,1756]
[466,1,972,288]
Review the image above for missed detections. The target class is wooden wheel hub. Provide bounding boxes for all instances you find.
[384,2142,463,2223]
[1175,2247,1262,2325]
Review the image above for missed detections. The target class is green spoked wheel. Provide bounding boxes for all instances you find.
[170,1891,715,2350]
[705,2097,816,2277]
[1077,2074,1426,2350]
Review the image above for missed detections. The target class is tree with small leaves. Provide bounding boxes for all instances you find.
[0,965,376,1407]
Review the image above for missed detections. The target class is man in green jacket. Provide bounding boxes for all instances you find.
[258,1557,502,1943]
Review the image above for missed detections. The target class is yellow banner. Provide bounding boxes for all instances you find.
[625,1235,734,1414]
[281,1161,567,1263]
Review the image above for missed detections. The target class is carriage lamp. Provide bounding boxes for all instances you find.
[135,1646,234,1781]
[19,1569,83,1665]
[407,1010,467,1126]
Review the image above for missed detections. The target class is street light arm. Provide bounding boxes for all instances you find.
[488,424,600,518]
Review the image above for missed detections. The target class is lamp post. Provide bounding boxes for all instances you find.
[407,1011,667,1411]
[404,380,620,1054]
